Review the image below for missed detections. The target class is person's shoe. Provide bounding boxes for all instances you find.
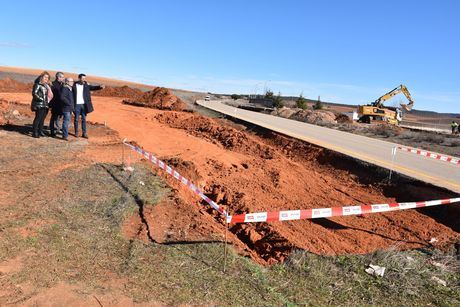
[39,131,46,137]
[50,133,57,137]
[32,134,39,138]
[62,137,69,141]
[82,134,88,139]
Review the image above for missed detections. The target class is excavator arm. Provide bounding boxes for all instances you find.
[372,84,415,111]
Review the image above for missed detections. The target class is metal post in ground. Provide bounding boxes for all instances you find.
[224,221,229,273]
[128,149,133,171]
[388,146,397,183]
[121,138,126,168]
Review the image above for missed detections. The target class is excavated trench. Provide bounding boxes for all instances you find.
[134,111,459,264]
[4,88,455,265]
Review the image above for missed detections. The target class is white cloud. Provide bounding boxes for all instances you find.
[0,42,31,48]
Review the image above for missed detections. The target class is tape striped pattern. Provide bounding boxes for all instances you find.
[123,142,230,219]
[226,198,460,224]
[397,146,460,166]
[123,141,459,225]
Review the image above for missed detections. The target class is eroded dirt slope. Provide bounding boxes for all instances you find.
[1,93,459,265]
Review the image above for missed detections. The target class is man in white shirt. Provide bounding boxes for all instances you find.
[72,73,105,138]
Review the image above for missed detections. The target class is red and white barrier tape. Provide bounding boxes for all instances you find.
[226,198,460,224]
[397,146,460,166]
[122,140,230,219]
[123,140,459,225]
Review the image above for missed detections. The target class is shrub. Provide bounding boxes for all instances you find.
[273,92,284,108]
[416,133,444,144]
[264,90,274,100]
[296,94,307,110]
[313,99,324,110]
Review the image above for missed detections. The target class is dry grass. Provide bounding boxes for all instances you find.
[1,121,459,305]
[3,161,458,305]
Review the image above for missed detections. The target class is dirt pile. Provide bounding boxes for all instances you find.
[335,113,353,124]
[271,107,297,118]
[2,92,457,265]
[0,98,8,124]
[0,78,32,92]
[364,123,404,138]
[272,107,337,125]
[123,87,186,111]
[290,109,337,124]
[144,111,459,264]
[154,112,275,159]
[0,98,26,125]
[93,85,144,99]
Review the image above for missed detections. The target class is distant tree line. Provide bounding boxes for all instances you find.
[232,90,325,110]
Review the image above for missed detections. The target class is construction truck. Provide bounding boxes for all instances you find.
[358,84,415,125]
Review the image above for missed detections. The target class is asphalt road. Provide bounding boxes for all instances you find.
[197,100,460,193]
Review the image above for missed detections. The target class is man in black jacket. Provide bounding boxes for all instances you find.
[73,73,105,138]
[60,78,75,141]
[49,72,65,137]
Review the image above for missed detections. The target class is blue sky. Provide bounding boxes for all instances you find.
[0,0,459,113]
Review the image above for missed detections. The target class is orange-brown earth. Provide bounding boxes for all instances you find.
[1,91,458,265]
[0,66,156,90]
[0,78,32,92]
[123,87,187,111]
[93,85,144,99]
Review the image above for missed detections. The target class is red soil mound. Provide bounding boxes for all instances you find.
[6,92,454,265]
[137,111,458,264]
[123,87,186,111]
[93,85,143,99]
[0,98,8,124]
[0,78,32,92]
[0,98,32,125]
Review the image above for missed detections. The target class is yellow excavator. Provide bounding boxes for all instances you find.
[358,84,415,125]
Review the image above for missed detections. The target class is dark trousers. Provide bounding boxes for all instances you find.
[62,112,71,138]
[49,112,61,135]
[32,108,47,136]
[74,104,87,136]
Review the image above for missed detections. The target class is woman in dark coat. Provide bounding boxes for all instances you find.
[31,71,52,138]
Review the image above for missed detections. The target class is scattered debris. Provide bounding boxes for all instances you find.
[431,276,447,287]
[430,261,446,269]
[124,166,134,172]
[365,264,386,277]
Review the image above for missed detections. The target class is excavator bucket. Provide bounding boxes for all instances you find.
[401,102,414,111]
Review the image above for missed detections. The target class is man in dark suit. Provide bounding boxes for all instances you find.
[49,72,65,137]
[73,73,105,138]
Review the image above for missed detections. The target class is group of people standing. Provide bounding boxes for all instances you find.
[31,71,104,140]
